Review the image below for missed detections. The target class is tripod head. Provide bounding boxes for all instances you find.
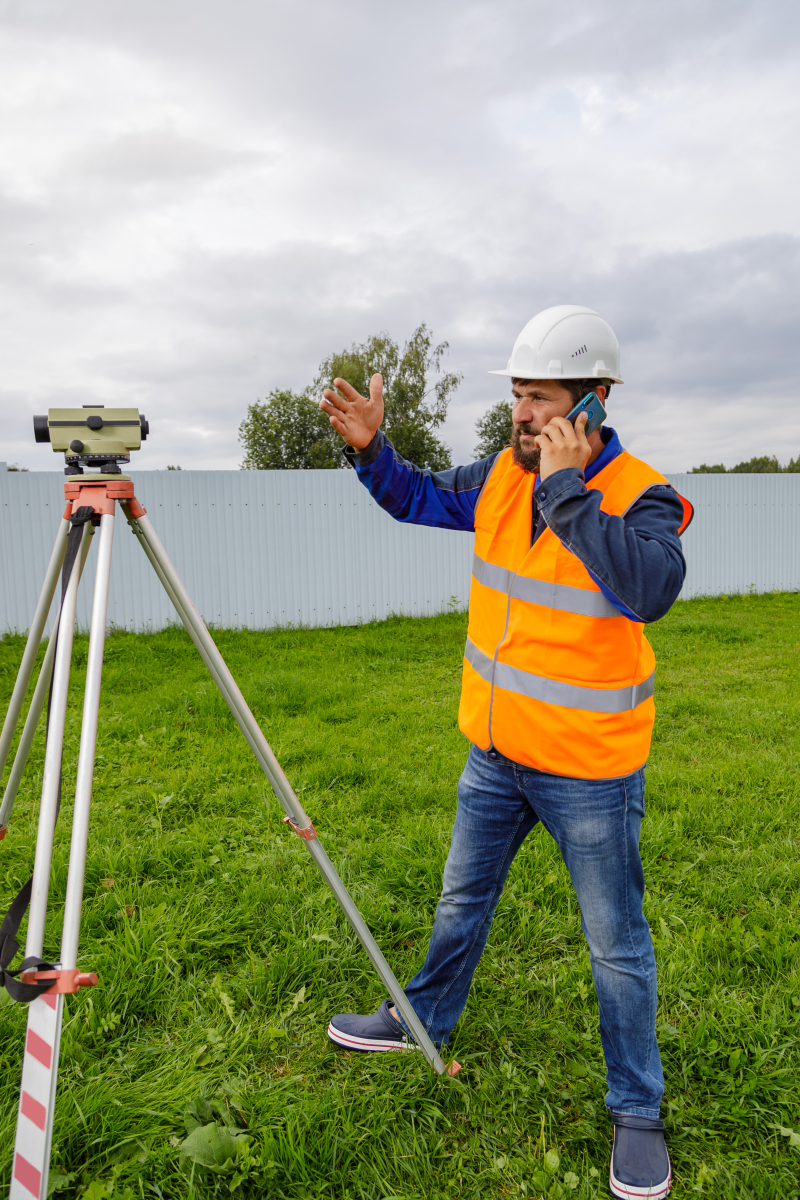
[33,405,149,477]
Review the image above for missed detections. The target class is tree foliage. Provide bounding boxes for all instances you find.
[690,454,800,474]
[474,401,513,459]
[239,389,342,470]
[239,324,461,471]
[315,324,460,470]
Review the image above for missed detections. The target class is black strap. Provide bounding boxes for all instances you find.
[0,506,95,1003]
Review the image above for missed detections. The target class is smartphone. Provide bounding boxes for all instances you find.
[565,391,607,436]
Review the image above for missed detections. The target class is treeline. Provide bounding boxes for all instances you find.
[239,333,800,473]
[690,455,800,474]
[239,325,461,471]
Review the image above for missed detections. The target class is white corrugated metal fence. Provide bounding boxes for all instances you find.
[1,469,798,635]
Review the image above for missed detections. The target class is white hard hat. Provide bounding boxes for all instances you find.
[490,305,623,384]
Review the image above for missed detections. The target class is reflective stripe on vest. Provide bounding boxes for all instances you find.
[472,552,620,618]
[465,638,655,714]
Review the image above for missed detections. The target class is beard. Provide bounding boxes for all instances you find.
[510,422,541,474]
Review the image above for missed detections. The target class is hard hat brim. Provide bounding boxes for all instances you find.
[489,368,624,384]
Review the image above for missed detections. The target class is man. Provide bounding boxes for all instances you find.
[319,306,692,1199]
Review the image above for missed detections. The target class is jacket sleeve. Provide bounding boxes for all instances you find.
[344,430,498,532]
[533,469,687,623]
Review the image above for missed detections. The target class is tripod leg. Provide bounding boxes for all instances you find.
[125,508,450,1076]
[9,522,92,1200]
[60,513,114,968]
[25,522,92,961]
[1,527,95,836]
[0,517,70,783]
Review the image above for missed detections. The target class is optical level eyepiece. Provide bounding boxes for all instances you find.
[33,415,50,444]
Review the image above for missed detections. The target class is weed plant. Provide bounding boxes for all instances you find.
[0,593,799,1198]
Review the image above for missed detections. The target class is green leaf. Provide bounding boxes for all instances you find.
[80,1183,112,1200]
[184,1097,216,1132]
[279,984,307,1020]
[179,1123,250,1172]
[48,1174,76,1197]
[544,1148,560,1174]
[768,1123,800,1149]
[563,1172,580,1190]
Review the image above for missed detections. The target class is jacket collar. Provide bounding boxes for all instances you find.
[585,426,623,484]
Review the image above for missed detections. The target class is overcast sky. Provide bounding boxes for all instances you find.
[1,0,798,473]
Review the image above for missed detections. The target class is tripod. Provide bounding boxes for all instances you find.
[1,476,456,1200]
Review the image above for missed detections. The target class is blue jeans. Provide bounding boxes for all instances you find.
[399,744,664,1118]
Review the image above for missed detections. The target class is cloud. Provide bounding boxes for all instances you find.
[0,0,798,475]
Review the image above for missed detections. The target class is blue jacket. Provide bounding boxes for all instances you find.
[344,427,687,623]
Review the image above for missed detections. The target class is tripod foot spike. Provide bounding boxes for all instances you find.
[0,826,7,841]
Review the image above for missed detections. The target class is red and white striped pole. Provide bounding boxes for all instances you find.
[10,993,64,1200]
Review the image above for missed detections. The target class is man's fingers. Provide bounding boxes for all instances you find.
[541,416,579,446]
[332,377,365,404]
[326,412,348,436]
[573,411,590,448]
[321,389,351,415]
[548,416,577,439]
[534,424,559,447]
[368,373,384,404]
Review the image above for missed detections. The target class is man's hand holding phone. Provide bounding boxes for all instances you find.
[320,374,384,451]
[534,391,607,481]
[534,411,592,480]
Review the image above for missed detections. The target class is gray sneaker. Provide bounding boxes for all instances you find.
[327,999,417,1053]
[609,1113,671,1198]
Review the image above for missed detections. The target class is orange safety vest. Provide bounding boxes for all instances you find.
[458,448,693,780]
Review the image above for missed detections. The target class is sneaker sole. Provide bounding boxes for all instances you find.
[609,1164,671,1199]
[327,1021,417,1052]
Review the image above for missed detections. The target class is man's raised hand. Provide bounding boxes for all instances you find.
[320,374,384,451]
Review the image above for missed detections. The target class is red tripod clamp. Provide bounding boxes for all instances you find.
[20,968,99,995]
[283,815,318,841]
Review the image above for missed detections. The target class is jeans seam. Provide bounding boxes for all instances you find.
[421,801,529,1035]
[597,771,651,1098]
[622,771,656,1088]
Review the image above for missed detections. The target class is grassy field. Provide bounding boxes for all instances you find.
[1,593,799,1199]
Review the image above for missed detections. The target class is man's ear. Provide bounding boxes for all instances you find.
[595,385,607,403]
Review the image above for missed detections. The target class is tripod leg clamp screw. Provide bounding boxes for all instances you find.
[19,968,99,995]
[282,815,318,841]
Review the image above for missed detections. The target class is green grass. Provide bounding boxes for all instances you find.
[1,593,799,1199]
